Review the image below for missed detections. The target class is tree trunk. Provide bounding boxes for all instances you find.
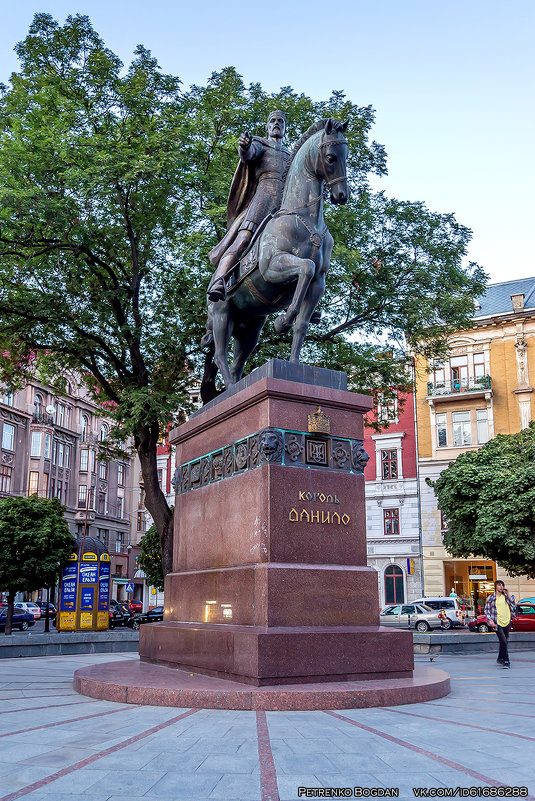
[136,424,174,577]
[4,592,14,636]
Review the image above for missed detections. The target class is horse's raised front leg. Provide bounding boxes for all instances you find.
[262,253,315,335]
[290,273,326,362]
[212,301,235,388]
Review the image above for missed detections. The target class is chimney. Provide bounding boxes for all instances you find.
[511,293,525,312]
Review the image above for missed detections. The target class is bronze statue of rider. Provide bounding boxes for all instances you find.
[207,110,290,302]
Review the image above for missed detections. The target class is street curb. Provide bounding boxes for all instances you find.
[413,630,535,654]
[0,630,139,658]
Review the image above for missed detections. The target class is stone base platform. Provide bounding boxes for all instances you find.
[74,659,450,711]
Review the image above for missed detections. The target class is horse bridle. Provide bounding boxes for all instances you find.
[272,133,349,248]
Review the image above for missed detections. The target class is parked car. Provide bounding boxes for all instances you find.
[511,602,535,631]
[108,607,133,629]
[127,605,164,630]
[467,603,535,633]
[126,599,143,613]
[380,603,442,632]
[35,601,57,618]
[519,597,535,605]
[467,613,491,633]
[412,597,466,629]
[0,608,36,631]
[14,602,41,619]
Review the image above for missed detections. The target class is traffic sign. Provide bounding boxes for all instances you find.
[126,582,134,593]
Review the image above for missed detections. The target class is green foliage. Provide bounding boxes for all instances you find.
[0,495,75,593]
[137,523,164,590]
[430,424,535,578]
[0,15,488,559]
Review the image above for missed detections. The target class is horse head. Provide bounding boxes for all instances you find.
[318,119,349,205]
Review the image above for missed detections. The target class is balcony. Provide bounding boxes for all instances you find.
[426,375,492,404]
[32,411,54,426]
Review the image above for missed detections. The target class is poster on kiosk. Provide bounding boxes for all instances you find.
[57,540,111,631]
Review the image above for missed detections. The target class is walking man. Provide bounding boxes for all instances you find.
[485,580,516,668]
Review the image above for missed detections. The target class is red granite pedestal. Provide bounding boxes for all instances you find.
[75,360,449,708]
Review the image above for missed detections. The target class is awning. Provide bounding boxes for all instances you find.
[112,578,129,584]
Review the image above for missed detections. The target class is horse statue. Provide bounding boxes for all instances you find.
[203,118,349,389]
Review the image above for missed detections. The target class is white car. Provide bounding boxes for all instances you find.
[15,602,42,619]
[380,603,442,632]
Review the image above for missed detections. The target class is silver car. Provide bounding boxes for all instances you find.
[380,603,442,632]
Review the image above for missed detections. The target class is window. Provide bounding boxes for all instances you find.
[78,484,87,507]
[2,423,15,451]
[157,469,163,489]
[98,493,106,515]
[44,433,51,460]
[56,404,65,427]
[91,450,96,473]
[42,473,49,497]
[81,415,89,442]
[117,464,125,486]
[383,508,400,535]
[137,511,145,532]
[474,352,485,379]
[436,413,447,447]
[1,391,13,406]
[477,409,489,444]
[30,431,42,457]
[63,482,69,505]
[50,479,55,499]
[433,360,445,387]
[57,442,64,467]
[116,532,123,553]
[0,465,12,493]
[80,449,88,471]
[64,406,70,427]
[99,461,108,480]
[64,445,70,469]
[97,528,108,545]
[115,564,123,577]
[34,394,43,415]
[138,488,145,508]
[377,393,398,424]
[384,565,404,604]
[450,355,468,389]
[100,424,108,442]
[117,497,123,519]
[452,411,471,446]
[381,449,398,480]
[56,480,62,499]
[28,470,39,495]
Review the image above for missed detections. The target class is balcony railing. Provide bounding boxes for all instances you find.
[32,411,54,425]
[427,375,492,397]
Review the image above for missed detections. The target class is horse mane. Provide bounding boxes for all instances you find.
[281,118,341,188]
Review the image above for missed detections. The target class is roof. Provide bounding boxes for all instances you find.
[474,277,535,319]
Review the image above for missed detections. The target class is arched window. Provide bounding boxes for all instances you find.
[100,423,108,442]
[34,394,43,415]
[384,565,404,604]
[81,415,89,442]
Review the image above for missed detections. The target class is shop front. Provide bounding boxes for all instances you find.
[444,559,496,614]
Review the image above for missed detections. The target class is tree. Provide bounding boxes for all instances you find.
[137,523,164,592]
[0,15,487,577]
[0,496,75,634]
[429,424,535,578]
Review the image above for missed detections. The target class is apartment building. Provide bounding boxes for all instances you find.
[0,377,137,602]
[414,277,535,609]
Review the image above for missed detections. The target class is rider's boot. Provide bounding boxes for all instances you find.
[207,276,227,303]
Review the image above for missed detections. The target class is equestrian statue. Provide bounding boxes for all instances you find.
[203,111,349,389]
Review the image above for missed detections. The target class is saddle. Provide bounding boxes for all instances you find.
[224,213,273,296]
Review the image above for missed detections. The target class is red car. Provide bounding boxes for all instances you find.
[468,603,535,633]
[127,599,143,613]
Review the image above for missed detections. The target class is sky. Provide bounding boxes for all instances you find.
[1,0,534,286]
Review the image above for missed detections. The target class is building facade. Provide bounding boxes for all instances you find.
[415,278,535,609]
[363,389,423,608]
[0,378,138,603]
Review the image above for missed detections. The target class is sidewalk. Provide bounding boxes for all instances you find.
[0,651,534,801]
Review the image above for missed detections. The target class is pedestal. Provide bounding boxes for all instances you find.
[139,360,414,686]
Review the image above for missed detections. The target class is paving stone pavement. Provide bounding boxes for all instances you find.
[0,651,534,801]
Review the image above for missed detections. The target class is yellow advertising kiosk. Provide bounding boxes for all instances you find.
[57,536,111,632]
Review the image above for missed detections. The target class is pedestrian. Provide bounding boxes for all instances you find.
[484,580,516,668]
